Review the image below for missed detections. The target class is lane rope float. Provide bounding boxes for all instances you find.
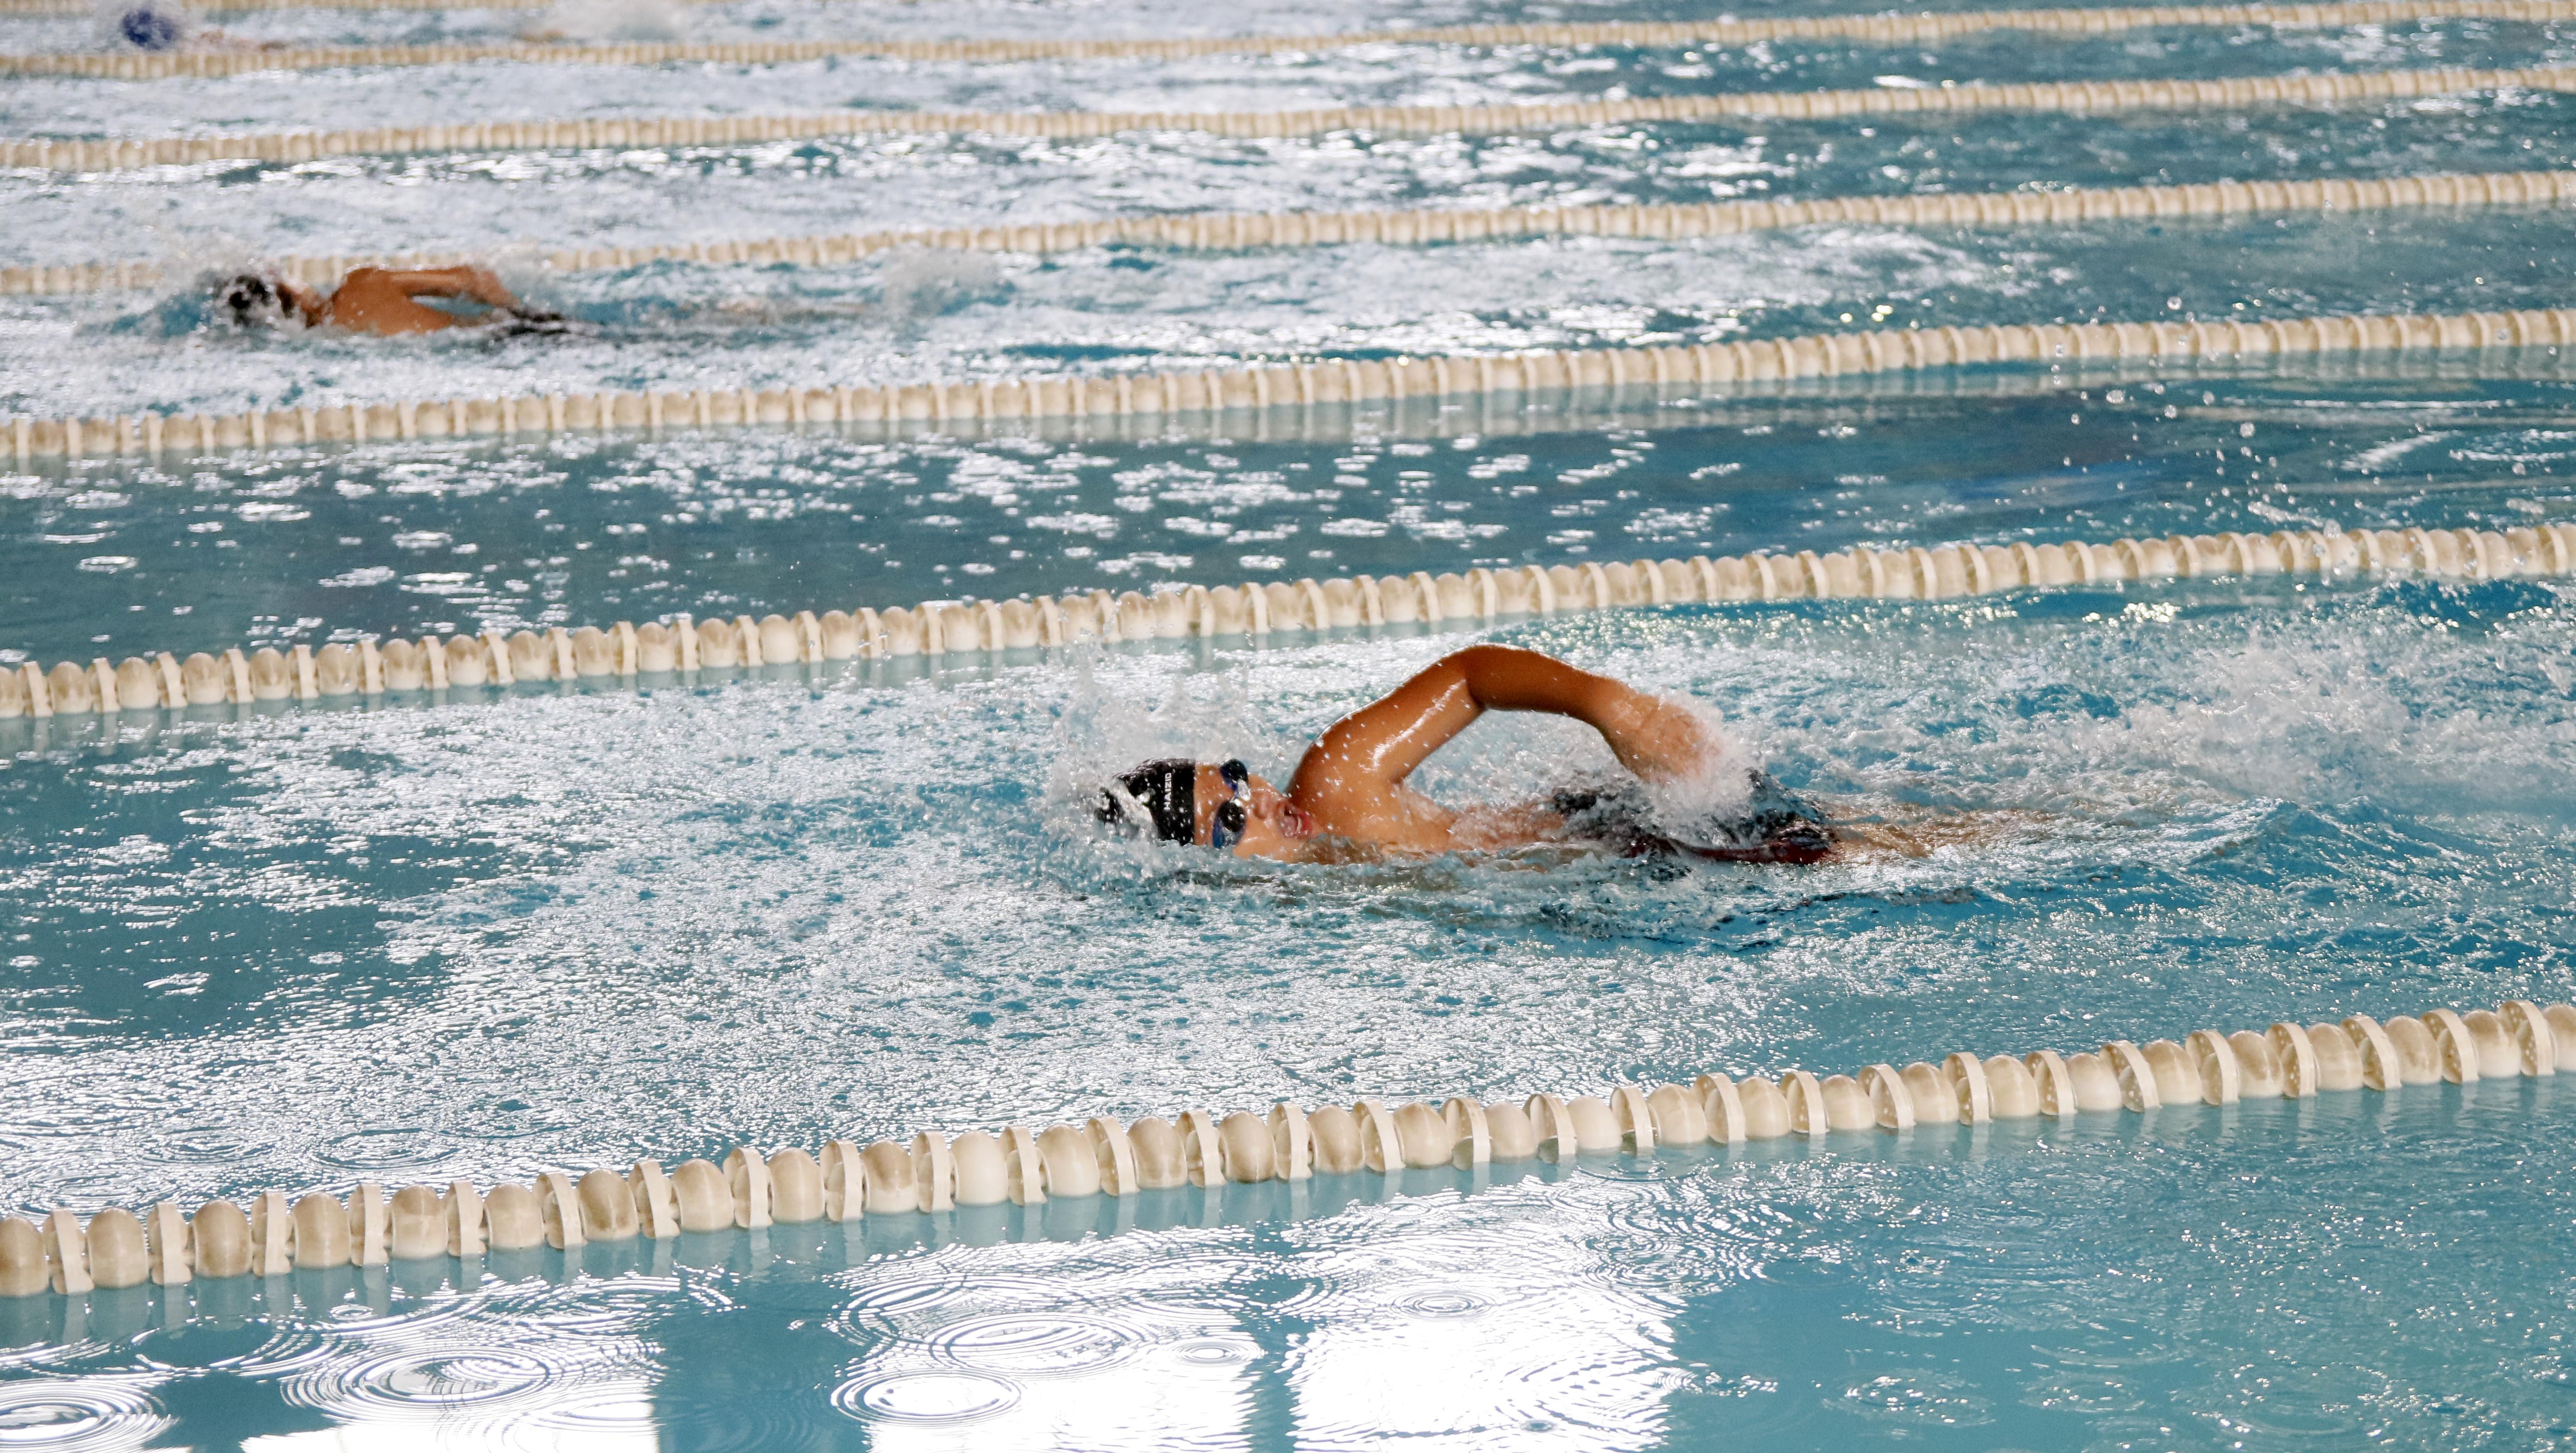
[9,63,2575,172]
[1,996,2565,1302]
[5,521,2571,721]
[10,168,2572,298]
[0,0,552,10]
[8,302,2576,463]
[3,0,2568,17]
[12,0,2576,80]
[11,355,2285,477]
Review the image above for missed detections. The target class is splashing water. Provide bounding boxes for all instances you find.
[6,0,2576,1442]
[526,0,685,43]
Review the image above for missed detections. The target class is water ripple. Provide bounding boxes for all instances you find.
[1392,1288,1489,1320]
[832,1371,1021,1426]
[282,1348,571,1420]
[311,1126,455,1176]
[1171,1337,1258,1370]
[0,1381,169,1452]
[924,1314,1139,1378]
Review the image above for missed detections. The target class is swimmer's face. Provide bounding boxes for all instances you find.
[1194,764,1312,858]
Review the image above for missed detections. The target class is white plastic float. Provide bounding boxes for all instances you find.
[16,169,2572,298]
[2,998,2562,1295]
[5,522,2571,721]
[11,302,2576,463]
[10,63,2576,172]
[10,1,2573,79]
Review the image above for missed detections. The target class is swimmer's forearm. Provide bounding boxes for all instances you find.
[1438,645,1600,710]
[389,266,520,308]
[462,266,521,308]
[1448,645,1712,781]
[1589,690,1716,782]
[1448,646,1638,735]
[1297,646,1713,802]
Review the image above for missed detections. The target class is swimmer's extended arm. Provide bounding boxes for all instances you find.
[1290,645,1716,810]
[379,266,522,310]
[318,266,531,336]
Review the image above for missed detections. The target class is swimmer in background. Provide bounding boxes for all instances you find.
[215,265,571,338]
[1099,644,1839,865]
[106,0,288,53]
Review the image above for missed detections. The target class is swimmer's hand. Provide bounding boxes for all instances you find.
[1588,690,1721,784]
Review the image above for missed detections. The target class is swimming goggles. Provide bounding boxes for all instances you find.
[1208,759,1251,849]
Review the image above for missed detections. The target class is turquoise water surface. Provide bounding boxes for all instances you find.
[6,0,2576,1446]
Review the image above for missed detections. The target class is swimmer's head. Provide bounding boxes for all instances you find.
[215,272,291,330]
[1097,758,1311,855]
[1098,759,1202,844]
[104,0,186,50]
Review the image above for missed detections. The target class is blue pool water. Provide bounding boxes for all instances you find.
[6,0,2576,1447]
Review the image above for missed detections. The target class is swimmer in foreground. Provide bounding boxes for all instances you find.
[215,265,570,338]
[1099,644,1835,865]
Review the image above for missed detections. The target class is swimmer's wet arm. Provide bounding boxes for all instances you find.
[1438,645,1715,782]
[380,266,521,309]
[1295,645,1715,800]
